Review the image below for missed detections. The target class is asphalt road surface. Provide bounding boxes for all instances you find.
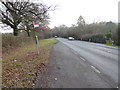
[35,38,118,88]
[56,38,118,88]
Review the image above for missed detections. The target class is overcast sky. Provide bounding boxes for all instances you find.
[42,0,119,28]
[0,0,119,33]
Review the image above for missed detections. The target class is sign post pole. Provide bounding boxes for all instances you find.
[33,22,39,54]
[35,35,39,54]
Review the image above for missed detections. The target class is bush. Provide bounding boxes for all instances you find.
[82,34,106,43]
[2,36,33,53]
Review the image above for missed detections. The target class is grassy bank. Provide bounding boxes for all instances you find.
[2,38,59,88]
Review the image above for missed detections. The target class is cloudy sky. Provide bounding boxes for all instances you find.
[43,0,119,28]
[0,0,119,33]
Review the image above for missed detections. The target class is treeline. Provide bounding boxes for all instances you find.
[51,16,119,45]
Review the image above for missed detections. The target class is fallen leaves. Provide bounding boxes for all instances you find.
[2,38,58,88]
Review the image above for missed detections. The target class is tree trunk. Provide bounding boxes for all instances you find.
[13,28,18,36]
[27,30,30,37]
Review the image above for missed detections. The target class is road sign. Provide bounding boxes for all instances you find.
[34,22,39,28]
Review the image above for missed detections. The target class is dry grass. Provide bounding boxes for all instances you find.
[2,38,59,88]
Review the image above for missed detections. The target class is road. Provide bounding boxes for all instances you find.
[56,38,118,88]
[34,38,118,88]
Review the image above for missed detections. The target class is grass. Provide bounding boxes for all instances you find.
[92,42,119,47]
[2,38,59,88]
[82,40,119,47]
[105,44,118,47]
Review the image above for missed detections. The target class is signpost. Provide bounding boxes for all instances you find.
[35,35,39,54]
[33,22,39,54]
[34,22,39,29]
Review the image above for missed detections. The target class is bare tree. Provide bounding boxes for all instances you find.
[0,0,55,36]
[77,15,85,26]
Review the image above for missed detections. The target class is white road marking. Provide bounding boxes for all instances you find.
[73,51,78,56]
[91,66,101,73]
[80,57,86,61]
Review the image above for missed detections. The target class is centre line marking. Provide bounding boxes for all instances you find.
[80,57,86,61]
[91,66,101,73]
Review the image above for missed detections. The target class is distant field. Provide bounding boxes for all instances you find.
[2,36,59,88]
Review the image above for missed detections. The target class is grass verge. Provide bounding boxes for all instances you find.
[81,40,119,47]
[2,38,59,88]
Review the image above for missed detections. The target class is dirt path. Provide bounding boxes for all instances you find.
[34,42,112,88]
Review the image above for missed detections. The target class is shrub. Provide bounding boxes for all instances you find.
[82,34,106,43]
[2,36,33,53]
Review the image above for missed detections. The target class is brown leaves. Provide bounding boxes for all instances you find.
[2,38,57,88]
[2,49,47,88]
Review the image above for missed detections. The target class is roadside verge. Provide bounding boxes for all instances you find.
[2,38,59,88]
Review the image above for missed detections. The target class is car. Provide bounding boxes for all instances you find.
[54,36,58,38]
[68,37,74,40]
